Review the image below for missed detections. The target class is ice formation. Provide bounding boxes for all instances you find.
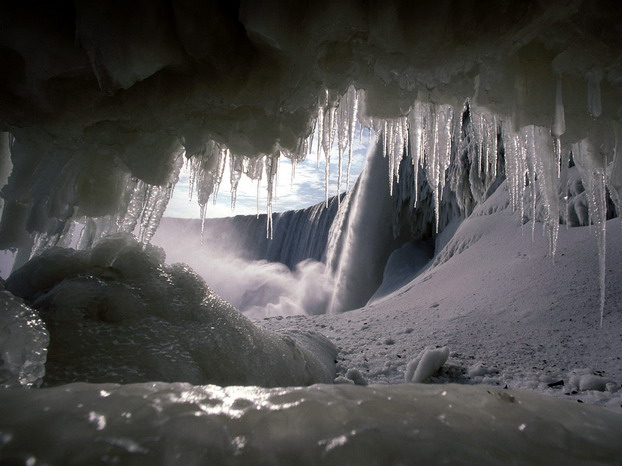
[0,289,48,388]
[404,346,450,384]
[1,1,621,279]
[1,2,622,463]
[4,235,337,387]
[1,382,622,464]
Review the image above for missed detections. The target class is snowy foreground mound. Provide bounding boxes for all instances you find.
[2,235,336,387]
[1,382,621,465]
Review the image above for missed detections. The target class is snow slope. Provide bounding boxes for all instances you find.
[258,183,622,410]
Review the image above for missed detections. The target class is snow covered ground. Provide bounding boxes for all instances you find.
[257,184,622,411]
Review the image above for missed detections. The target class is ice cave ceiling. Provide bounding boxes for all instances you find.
[1,0,622,256]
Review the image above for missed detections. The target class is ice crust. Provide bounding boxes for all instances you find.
[1,382,621,465]
[4,235,336,387]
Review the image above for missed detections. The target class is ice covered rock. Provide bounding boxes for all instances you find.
[5,235,336,387]
[0,290,48,388]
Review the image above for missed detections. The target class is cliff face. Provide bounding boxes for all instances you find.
[156,194,341,270]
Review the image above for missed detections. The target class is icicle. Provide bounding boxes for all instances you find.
[138,152,184,245]
[200,203,207,244]
[230,153,243,210]
[308,118,317,165]
[531,126,560,255]
[290,158,297,188]
[503,120,529,228]
[573,138,608,325]
[316,105,324,168]
[490,115,498,179]
[211,147,227,205]
[321,101,337,206]
[382,121,388,160]
[117,177,146,233]
[187,157,196,202]
[559,147,571,227]
[336,106,346,198]
[586,69,603,118]
[386,121,394,194]
[420,104,454,233]
[553,75,566,138]
[256,178,261,218]
[408,102,428,208]
[347,87,359,191]
[265,154,279,239]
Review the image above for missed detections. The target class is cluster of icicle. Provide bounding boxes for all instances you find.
[381,100,616,326]
[184,86,362,239]
[181,82,618,324]
[31,152,185,255]
[6,80,619,324]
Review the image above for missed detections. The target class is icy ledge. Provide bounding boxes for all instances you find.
[0,382,620,464]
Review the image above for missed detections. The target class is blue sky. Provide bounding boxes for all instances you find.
[165,131,374,218]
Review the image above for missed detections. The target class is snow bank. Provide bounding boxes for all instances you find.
[1,382,621,464]
[4,235,336,387]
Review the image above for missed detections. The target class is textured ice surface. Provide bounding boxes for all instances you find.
[5,235,336,387]
[1,382,621,465]
[0,290,48,388]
